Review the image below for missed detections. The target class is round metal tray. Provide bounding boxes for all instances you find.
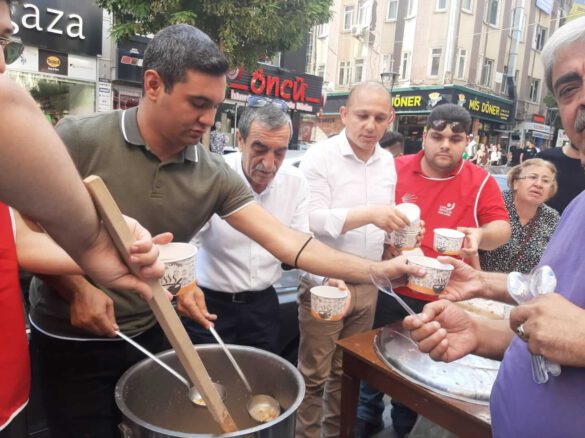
[374,325,500,405]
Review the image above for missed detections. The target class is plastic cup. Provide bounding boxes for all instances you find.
[157,242,198,297]
[310,286,348,321]
[406,255,454,295]
[433,228,465,256]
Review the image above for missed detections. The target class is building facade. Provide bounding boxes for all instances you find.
[307,0,573,151]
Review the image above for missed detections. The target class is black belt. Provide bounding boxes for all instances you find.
[201,286,275,304]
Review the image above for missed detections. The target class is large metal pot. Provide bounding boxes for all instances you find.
[116,345,304,437]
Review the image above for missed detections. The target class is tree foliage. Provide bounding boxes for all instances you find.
[96,0,332,69]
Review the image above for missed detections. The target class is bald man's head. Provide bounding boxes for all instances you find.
[340,81,394,160]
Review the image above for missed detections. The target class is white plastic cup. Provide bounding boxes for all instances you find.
[406,255,454,296]
[310,286,348,321]
[433,228,465,256]
[157,243,198,296]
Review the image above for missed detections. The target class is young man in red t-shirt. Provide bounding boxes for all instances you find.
[356,103,510,438]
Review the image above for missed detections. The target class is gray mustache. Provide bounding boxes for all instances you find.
[575,109,585,133]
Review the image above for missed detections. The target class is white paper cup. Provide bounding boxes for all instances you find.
[310,286,348,321]
[157,243,198,296]
[407,255,454,296]
[396,203,421,233]
[433,228,465,256]
[388,230,419,251]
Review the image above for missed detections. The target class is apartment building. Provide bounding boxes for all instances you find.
[306,0,572,152]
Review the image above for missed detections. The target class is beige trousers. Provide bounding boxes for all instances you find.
[295,279,378,438]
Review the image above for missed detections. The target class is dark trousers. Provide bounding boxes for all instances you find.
[29,324,169,438]
[182,286,280,353]
[357,292,426,434]
[0,408,27,438]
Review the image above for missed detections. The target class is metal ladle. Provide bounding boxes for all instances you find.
[116,330,226,406]
[208,327,281,423]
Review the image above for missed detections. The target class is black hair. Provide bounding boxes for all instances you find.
[426,103,472,133]
[380,131,404,149]
[143,24,229,92]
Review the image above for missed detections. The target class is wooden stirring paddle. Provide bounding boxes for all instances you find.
[84,175,238,433]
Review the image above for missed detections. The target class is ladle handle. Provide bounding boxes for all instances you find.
[209,327,253,393]
[116,330,189,387]
[84,176,238,433]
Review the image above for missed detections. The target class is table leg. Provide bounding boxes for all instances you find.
[339,362,360,438]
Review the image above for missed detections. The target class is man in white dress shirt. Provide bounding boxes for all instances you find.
[184,98,312,352]
[295,81,410,438]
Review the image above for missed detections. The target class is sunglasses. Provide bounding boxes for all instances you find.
[429,119,467,134]
[0,36,24,65]
[246,95,289,112]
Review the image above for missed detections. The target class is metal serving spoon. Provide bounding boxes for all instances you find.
[116,330,225,406]
[207,327,281,423]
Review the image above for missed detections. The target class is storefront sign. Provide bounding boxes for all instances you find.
[227,64,323,114]
[12,0,103,57]
[38,49,67,75]
[532,114,546,123]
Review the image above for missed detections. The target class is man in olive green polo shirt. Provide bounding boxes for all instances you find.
[29,24,420,438]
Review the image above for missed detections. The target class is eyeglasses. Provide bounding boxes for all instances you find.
[516,174,553,186]
[246,95,289,112]
[0,36,24,65]
[429,119,467,134]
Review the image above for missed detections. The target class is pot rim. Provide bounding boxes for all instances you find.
[115,344,305,437]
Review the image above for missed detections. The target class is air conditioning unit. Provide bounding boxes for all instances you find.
[351,25,360,35]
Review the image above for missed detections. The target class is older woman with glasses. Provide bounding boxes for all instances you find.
[479,158,560,273]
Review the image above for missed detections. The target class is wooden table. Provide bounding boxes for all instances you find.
[338,329,492,438]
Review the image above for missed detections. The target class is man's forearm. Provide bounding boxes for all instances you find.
[0,77,101,262]
[38,274,94,302]
[341,206,376,233]
[479,271,516,304]
[472,317,514,360]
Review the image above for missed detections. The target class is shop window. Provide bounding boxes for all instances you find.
[113,88,142,110]
[344,6,354,31]
[534,25,547,51]
[407,0,417,17]
[387,0,398,20]
[338,61,351,85]
[7,71,95,123]
[480,58,493,87]
[401,52,410,80]
[358,0,372,27]
[485,0,499,26]
[528,77,540,102]
[429,48,442,77]
[316,23,328,38]
[456,48,467,79]
[354,59,364,83]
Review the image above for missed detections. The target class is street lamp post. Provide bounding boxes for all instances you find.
[380,71,399,94]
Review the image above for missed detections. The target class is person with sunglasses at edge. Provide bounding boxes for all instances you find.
[355,103,511,438]
[26,24,424,438]
[0,1,167,436]
[183,95,348,353]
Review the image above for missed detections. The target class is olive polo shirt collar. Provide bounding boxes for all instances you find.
[121,106,198,162]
